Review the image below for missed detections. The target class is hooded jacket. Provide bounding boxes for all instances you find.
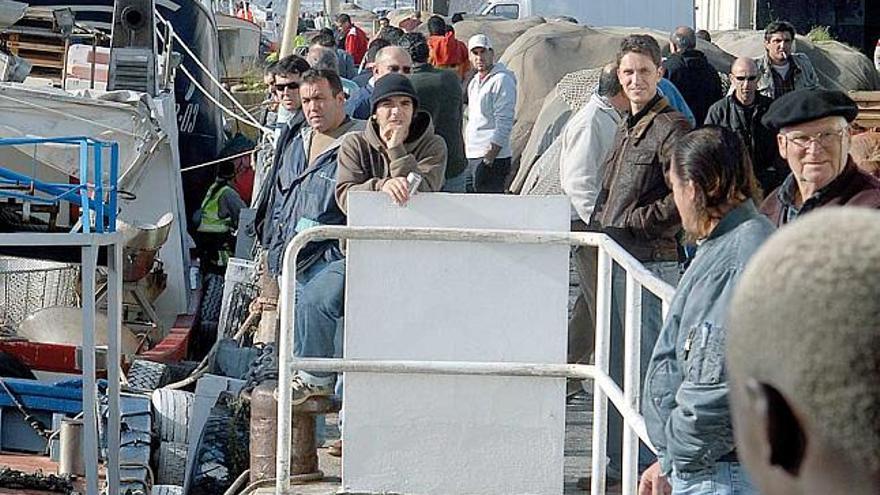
[465,62,517,160]
[336,110,447,213]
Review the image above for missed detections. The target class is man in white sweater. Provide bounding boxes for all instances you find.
[465,34,517,193]
[560,62,630,373]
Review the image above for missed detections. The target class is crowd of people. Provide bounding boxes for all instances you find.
[207,12,880,494]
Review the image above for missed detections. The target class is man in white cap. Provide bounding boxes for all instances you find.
[465,33,517,193]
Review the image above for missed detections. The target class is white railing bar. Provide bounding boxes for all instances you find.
[277,225,668,495]
[622,273,644,495]
[291,357,592,378]
[591,248,613,495]
[288,355,656,451]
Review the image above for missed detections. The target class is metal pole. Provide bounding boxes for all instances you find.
[275,256,296,494]
[106,238,123,494]
[81,244,100,495]
[590,248,612,495]
[280,0,302,58]
[622,272,642,495]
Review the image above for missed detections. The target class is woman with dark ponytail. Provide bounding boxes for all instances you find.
[639,126,774,495]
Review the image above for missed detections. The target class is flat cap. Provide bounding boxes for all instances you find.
[762,88,859,129]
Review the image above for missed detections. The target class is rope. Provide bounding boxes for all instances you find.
[0,91,139,137]
[180,147,256,173]
[155,11,269,133]
[176,62,272,134]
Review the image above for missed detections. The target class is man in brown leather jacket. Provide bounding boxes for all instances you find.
[759,88,880,226]
[587,34,691,488]
[592,35,691,265]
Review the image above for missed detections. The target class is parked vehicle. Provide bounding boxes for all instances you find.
[473,0,694,31]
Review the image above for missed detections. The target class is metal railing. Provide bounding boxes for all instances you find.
[276,225,676,495]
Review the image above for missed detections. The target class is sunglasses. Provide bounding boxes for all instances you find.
[386,65,412,74]
[274,82,300,92]
[733,75,758,82]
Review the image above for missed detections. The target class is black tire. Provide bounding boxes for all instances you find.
[200,273,224,325]
[166,361,200,384]
[151,485,184,495]
[193,274,225,359]
[151,389,194,443]
[126,359,170,392]
[187,393,250,495]
[156,442,188,485]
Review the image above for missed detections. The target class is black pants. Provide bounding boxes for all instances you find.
[470,157,511,193]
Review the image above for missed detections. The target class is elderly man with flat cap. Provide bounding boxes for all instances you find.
[760,88,880,226]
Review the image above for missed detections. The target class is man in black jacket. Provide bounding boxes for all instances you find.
[253,54,311,246]
[399,32,467,192]
[705,57,787,194]
[663,26,723,126]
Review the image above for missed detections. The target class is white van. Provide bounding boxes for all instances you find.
[476,0,694,32]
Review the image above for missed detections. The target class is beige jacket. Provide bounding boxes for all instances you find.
[336,111,447,213]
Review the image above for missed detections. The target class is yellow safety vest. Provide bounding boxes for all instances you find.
[197,183,235,234]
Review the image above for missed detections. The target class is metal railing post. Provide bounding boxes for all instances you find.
[276,263,297,494]
[590,248,613,495]
[271,226,672,495]
[622,272,643,495]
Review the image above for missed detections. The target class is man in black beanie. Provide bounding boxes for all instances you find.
[759,88,880,226]
[336,72,447,210]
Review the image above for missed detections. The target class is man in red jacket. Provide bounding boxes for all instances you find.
[335,13,368,65]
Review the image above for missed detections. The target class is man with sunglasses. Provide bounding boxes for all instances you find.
[706,57,787,193]
[254,54,311,247]
[760,88,880,226]
[346,46,413,120]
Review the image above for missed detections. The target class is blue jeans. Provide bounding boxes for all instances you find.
[607,260,680,475]
[442,169,468,193]
[670,462,758,495]
[294,257,346,380]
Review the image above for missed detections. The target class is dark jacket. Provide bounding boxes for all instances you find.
[265,119,366,274]
[336,111,447,213]
[409,63,467,179]
[704,94,788,193]
[760,159,880,226]
[592,95,691,262]
[663,50,723,126]
[254,111,306,246]
[643,201,774,476]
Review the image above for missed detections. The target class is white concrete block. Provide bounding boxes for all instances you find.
[342,192,569,495]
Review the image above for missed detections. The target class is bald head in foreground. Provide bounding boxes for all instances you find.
[728,207,880,495]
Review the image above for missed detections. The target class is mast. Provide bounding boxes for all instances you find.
[280,0,302,57]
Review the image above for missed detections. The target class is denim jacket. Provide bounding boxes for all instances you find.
[642,201,774,476]
[266,119,366,275]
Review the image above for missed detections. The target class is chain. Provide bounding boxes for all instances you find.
[0,467,76,493]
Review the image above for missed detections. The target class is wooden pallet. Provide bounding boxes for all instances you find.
[850,91,880,130]
[1,8,67,83]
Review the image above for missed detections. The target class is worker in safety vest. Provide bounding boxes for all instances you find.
[193,160,246,273]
